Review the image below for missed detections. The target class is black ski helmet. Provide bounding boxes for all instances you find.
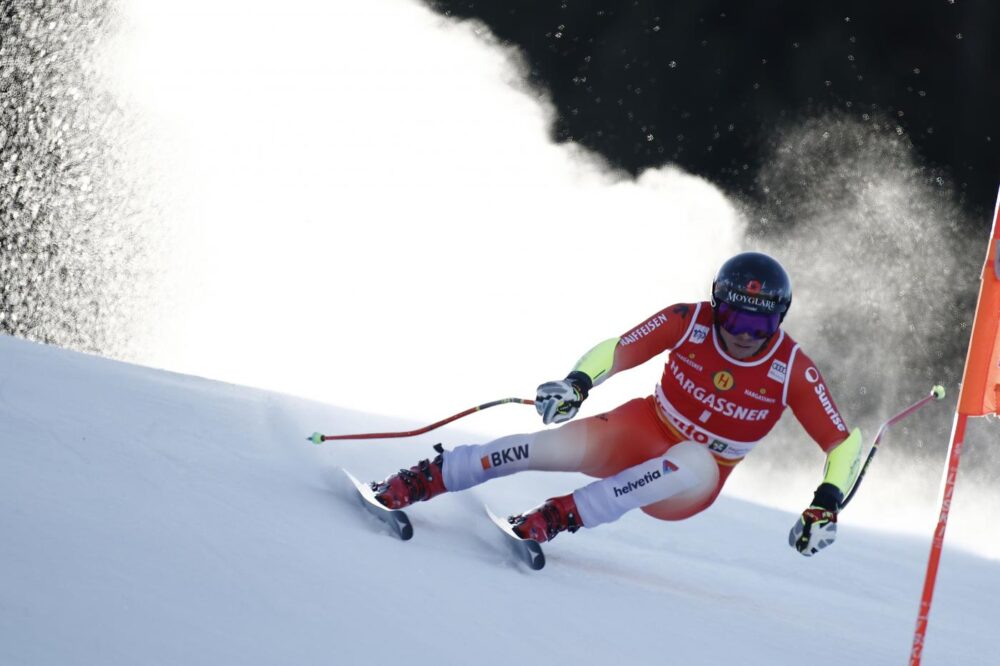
[711,252,792,319]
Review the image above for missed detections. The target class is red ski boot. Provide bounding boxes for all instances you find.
[372,444,448,510]
[510,494,583,543]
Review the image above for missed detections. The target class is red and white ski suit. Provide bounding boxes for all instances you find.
[441,301,851,524]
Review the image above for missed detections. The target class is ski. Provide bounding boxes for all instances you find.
[343,469,413,541]
[485,505,546,570]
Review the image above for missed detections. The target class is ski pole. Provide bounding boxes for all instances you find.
[840,385,946,510]
[307,397,536,444]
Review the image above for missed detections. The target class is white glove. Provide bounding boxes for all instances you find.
[535,371,591,425]
[789,483,842,557]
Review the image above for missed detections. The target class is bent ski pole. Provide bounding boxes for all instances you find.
[308,397,535,444]
[840,385,946,509]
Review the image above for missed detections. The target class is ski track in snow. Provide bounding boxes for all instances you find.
[0,334,995,666]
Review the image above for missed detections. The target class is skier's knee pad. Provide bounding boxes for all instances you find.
[661,441,719,503]
[640,441,720,521]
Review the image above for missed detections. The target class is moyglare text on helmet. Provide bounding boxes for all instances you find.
[725,290,777,311]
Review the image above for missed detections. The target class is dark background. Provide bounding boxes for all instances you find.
[426,0,998,228]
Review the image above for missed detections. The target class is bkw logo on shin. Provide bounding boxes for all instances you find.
[612,460,679,497]
[480,444,530,470]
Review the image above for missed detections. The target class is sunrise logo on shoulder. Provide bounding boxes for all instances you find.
[713,370,735,391]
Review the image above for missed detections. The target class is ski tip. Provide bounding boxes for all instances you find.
[344,469,415,541]
[485,504,545,570]
[342,468,369,491]
[483,504,505,524]
[931,385,946,400]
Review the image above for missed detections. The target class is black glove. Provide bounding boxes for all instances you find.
[535,371,592,425]
[789,483,842,557]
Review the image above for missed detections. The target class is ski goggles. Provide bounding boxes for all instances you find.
[714,302,781,340]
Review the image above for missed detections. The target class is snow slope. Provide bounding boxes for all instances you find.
[0,334,994,666]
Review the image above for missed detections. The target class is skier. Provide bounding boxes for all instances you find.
[371,252,861,557]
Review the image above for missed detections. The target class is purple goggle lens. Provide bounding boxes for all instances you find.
[715,302,780,340]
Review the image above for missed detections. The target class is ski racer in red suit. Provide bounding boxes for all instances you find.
[372,252,862,557]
